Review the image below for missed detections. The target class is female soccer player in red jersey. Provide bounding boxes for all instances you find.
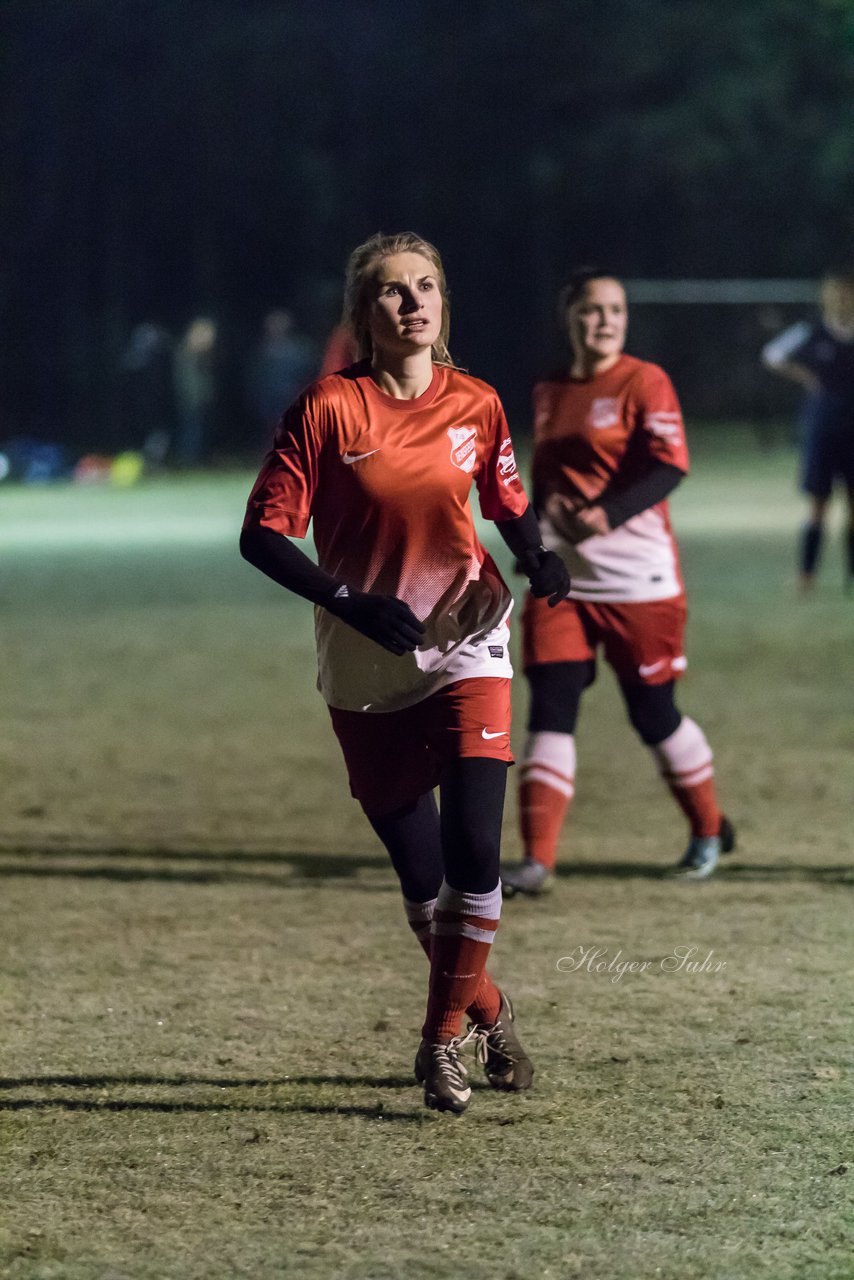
[501,268,734,896]
[240,232,570,1113]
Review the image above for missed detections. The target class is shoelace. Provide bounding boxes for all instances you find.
[465,1019,513,1065]
[454,1024,489,1067]
[431,1040,471,1087]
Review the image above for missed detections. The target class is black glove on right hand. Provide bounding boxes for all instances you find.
[326,585,426,655]
[517,548,571,607]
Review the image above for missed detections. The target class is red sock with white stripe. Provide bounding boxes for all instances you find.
[518,731,576,870]
[404,897,501,1025]
[422,882,503,1043]
[651,716,721,837]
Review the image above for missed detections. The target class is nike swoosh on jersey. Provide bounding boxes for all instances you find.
[341,449,381,464]
[481,728,507,739]
[638,659,668,677]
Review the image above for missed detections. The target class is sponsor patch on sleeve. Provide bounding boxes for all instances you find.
[497,437,518,485]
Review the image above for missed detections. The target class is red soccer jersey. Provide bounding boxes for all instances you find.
[532,355,689,602]
[244,361,529,711]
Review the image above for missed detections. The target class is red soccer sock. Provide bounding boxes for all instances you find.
[404,897,502,1026]
[467,969,502,1025]
[518,731,576,869]
[421,882,503,1043]
[652,717,722,838]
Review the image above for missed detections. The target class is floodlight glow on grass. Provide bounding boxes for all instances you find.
[5,513,240,550]
[3,473,262,551]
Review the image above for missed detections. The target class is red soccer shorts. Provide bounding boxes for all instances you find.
[328,677,513,818]
[522,593,688,685]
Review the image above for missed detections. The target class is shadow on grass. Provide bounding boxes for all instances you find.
[0,1071,423,1121]
[0,848,395,889]
[555,863,669,880]
[0,855,676,886]
[0,1098,422,1119]
[0,1073,414,1089]
[2,848,850,886]
[552,862,854,885]
[711,863,854,885]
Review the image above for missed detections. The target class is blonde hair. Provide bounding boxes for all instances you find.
[343,232,455,366]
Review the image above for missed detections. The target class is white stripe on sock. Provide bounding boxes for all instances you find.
[652,717,713,779]
[432,920,497,944]
[521,766,575,797]
[664,764,715,788]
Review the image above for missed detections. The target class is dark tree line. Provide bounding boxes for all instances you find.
[2,0,853,448]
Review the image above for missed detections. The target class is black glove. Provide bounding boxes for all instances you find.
[517,547,571,607]
[326,585,426,655]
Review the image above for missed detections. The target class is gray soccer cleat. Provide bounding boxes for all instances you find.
[500,858,555,898]
[471,990,534,1091]
[414,1038,472,1114]
[672,815,736,880]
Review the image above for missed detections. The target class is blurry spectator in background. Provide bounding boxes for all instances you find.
[120,323,175,465]
[248,309,317,447]
[318,321,357,377]
[762,271,854,592]
[174,317,218,465]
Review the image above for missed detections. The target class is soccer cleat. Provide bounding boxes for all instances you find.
[414,1038,473,1114]
[470,990,534,1092]
[719,814,736,855]
[500,858,555,898]
[672,815,736,880]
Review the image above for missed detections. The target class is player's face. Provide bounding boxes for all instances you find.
[368,253,444,360]
[566,279,628,366]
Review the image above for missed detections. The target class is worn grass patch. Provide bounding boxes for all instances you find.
[2,432,853,1279]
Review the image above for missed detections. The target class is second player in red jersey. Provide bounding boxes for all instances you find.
[241,232,570,1113]
[501,269,734,895]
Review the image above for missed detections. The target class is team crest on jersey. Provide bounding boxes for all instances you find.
[588,398,620,430]
[448,425,478,473]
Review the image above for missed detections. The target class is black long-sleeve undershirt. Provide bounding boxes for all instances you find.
[597,462,685,528]
[239,526,339,606]
[240,505,548,608]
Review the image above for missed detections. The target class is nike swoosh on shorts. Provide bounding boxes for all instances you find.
[638,659,668,677]
[481,729,507,739]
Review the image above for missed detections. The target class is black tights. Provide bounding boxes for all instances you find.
[526,661,682,746]
[368,757,508,901]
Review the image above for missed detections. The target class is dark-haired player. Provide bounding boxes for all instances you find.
[762,271,854,592]
[501,269,734,895]
[241,232,570,1112]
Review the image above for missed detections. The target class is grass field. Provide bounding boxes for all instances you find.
[2,427,853,1280]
